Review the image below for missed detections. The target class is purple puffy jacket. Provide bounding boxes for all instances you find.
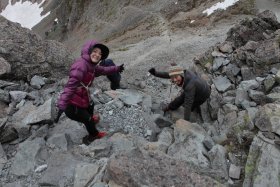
[58,40,119,110]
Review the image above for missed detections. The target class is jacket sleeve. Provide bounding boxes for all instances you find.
[58,64,84,110]
[95,65,119,76]
[168,92,185,110]
[183,84,196,121]
[154,71,170,79]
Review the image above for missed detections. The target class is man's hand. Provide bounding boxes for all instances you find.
[148,68,156,76]
[118,64,124,73]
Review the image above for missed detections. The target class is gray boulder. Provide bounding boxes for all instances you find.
[0,16,73,80]
[10,138,45,176]
[226,10,280,48]
[213,76,232,93]
[254,103,280,136]
[243,133,280,187]
[39,152,79,187]
[22,98,52,125]
[105,148,223,187]
[167,119,209,168]
[0,57,11,77]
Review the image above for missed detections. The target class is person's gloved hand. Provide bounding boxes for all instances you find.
[148,68,156,76]
[118,64,124,73]
[54,109,64,123]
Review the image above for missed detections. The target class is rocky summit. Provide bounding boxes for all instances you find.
[1,0,280,187]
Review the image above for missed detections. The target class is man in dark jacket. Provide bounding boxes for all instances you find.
[149,65,211,121]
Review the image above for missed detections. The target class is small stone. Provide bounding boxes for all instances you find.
[146,130,152,136]
[35,164,48,173]
[229,164,241,179]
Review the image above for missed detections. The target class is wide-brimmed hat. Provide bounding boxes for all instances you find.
[88,43,109,60]
[168,65,184,77]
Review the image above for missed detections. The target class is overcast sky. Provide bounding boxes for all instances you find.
[203,0,240,16]
[0,0,49,29]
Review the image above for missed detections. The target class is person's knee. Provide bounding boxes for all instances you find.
[105,59,115,66]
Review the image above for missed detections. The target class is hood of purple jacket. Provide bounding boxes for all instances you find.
[81,40,98,62]
[81,40,109,61]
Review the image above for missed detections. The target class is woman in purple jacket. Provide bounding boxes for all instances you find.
[57,40,124,145]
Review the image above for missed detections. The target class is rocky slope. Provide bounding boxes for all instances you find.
[2,0,280,187]
[1,4,280,186]
[30,0,256,55]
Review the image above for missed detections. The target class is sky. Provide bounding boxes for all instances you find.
[0,0,50,29]
[203,0,240,16]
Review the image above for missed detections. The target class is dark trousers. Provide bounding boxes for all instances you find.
[99,59,121,90]
[64,104,98,137]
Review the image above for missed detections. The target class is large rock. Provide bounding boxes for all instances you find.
[10,138,45,176]
[226,10,280,48]
[144,128,173,153]
[48,118,87,145]
[243,133,280,187]
[254,103,280,136]
[213,76,232,93]
[39,152,80,187]
[74,163,100,187]
[167,119,209,168]
[22,98,52,125]
[11,101,37,140]
[105,149,224,187]
[208,145,228,180]
[0,15,73,80]
[0,56,11,77]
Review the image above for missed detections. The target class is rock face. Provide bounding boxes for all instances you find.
[193,10,280,187]
[243,133,280,187]
[105,149,223,187]
[226,10,280,48]
[0,15,73,80]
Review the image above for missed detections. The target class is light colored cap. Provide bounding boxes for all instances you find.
[168,65,184,76]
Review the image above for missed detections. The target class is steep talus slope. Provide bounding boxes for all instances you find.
[32,0,255,55]
[3,1,280,187]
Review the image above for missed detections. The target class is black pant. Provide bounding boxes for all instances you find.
[99,59,121,90]
[64,104,98,137]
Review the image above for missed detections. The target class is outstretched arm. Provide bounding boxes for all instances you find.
[95,64,122,76]
[168,92,185,110]
[149,68,170,79]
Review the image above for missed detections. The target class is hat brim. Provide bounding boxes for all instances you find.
[169,71,184,77]
[92,43,109,60]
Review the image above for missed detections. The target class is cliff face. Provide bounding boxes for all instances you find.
[31,0,256,55]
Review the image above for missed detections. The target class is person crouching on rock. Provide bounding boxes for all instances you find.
[148,65,210,121]
[57,40,124,145]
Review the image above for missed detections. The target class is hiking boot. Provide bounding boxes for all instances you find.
[97,131,107,138]
[82,132,107,145]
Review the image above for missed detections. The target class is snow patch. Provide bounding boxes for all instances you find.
[203,0,240,16]
[0,0,50,29]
